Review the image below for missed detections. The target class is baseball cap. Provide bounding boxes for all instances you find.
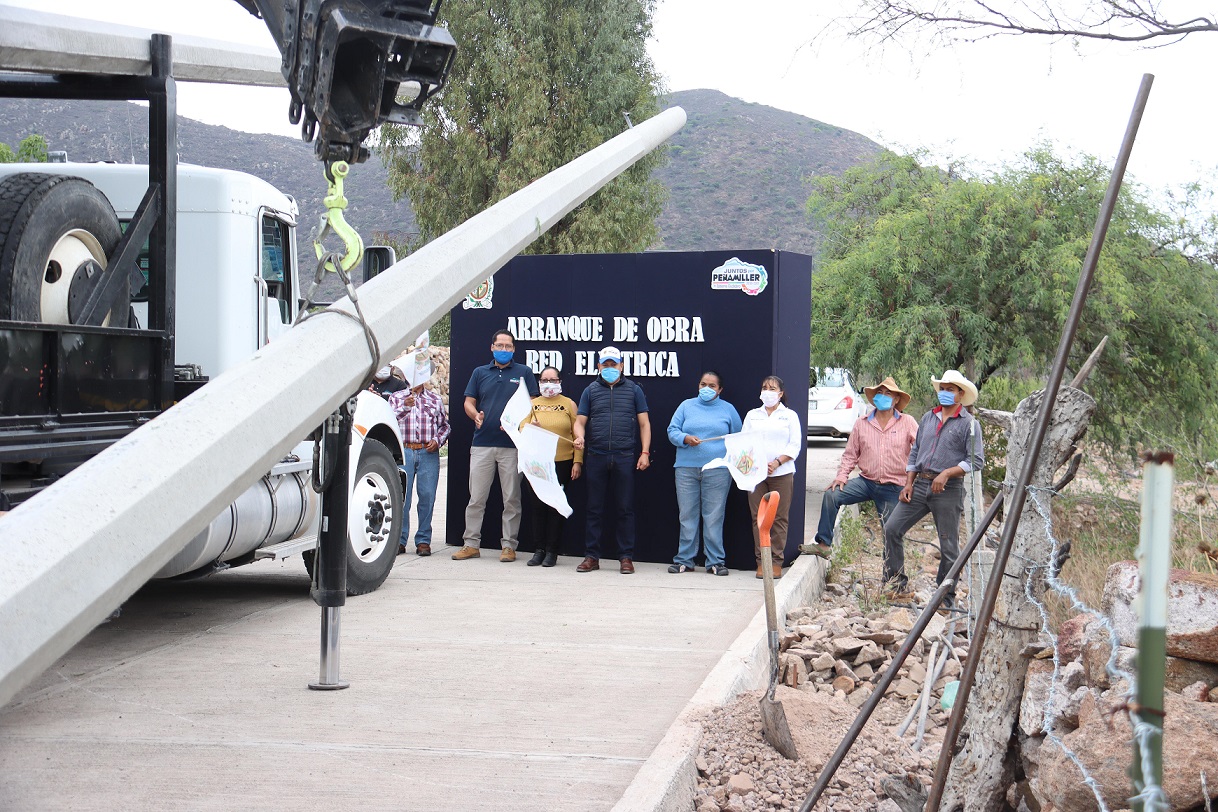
[598,346,622,363]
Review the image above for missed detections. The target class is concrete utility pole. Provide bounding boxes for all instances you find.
[0,105,687,708]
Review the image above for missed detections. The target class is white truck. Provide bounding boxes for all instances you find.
[0,161,406,593]
[0,1,457,594]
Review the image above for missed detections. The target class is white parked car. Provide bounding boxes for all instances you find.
[807,367,865,439]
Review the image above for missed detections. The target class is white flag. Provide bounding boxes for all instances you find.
[499,377,533,441]
[703,431,768,492]
[391,332,434,388]
[514,424,573,518]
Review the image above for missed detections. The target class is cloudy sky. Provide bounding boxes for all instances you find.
[7,0,1215,194]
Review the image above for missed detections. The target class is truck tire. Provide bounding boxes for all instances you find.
[0,172,125,325]
[303,438,402,595]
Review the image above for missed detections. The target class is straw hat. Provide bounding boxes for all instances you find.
[862,377,911,412]
[931,370,978,407]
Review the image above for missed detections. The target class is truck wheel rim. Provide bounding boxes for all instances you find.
[349,468,392,562]
[43,229,108,325]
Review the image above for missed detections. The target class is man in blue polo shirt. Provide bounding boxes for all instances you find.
[573,346,651,574]
[453,329,539,561]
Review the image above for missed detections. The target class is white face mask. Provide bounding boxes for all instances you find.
[760,391,781,408]
[540,382,562,398]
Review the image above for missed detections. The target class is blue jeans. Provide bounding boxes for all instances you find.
[673,466,731,568]
[399,448,440,547]
[816,476,901,547]
[582,452,635,560]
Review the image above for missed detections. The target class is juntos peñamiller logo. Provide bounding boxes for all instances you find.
[709,257,768,296]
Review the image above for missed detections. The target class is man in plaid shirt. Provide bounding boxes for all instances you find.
[810,376,918,559]
[388,374,450,556]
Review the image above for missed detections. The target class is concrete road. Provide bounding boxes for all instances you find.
[1,445,845,811]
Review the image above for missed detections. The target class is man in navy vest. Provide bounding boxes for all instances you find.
[573,346,651,574]
[453,328,539,562]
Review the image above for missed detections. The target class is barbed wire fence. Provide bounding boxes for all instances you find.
[1024,484,1169,812]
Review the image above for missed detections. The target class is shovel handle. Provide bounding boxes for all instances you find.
[757,491,782,666]
[757,491,780,549]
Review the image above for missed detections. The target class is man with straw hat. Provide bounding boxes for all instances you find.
[807,376,919,559]
[388,341,449,556]
[882,370,984,609]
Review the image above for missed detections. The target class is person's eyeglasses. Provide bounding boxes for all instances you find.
[492,344,513,351]
[541,378,560,383]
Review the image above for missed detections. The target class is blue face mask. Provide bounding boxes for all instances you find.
[492,349,513,365]
[872,393,894,411]
[937,389,957,407]
[698,387,717,402]
[600,367,620,384]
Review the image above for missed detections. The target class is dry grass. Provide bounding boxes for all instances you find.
[1045,487,1218,627]
[822,458,1218,631]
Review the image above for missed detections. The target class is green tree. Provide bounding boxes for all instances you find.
[806,146,1218,451]
[379,0,667,254]
[0,134,49,163]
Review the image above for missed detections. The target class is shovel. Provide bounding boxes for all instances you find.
[757,490,798,759]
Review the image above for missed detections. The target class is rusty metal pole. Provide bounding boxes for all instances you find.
[924,73,1154,811]
[798,493,1004,811]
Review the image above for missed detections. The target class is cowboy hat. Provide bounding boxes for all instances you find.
[863,377,911,412]
[931,370,978,407]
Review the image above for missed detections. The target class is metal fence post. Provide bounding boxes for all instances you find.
[1131,451,1173,811]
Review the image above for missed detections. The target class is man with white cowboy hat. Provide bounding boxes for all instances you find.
[807,376,919,559]
[882,369,984,610]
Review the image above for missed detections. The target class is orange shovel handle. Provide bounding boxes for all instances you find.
[756,491,780,549]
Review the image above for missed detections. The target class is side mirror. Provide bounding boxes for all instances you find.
[362,246,397,284]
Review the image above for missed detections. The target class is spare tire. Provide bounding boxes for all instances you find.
[0,172,125,325]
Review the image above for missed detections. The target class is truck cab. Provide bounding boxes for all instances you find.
[0,162,302,374]
[0,159,404,595]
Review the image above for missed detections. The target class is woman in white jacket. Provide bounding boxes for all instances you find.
[742,375,803,579]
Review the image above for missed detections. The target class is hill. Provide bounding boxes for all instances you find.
[0,90,882,289]
[655,89,882,255]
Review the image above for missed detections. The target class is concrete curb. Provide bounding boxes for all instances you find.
[611,554,828,812]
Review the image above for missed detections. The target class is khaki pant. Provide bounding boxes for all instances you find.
[748,473,794,567]
[463,446,522,550]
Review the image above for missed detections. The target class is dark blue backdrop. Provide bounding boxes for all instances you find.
[446,249,812,568]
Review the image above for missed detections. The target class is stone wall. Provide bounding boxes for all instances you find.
[1017,562,1218,811]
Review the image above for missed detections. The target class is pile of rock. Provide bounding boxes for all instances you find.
[692,587,973,812]
[1017,562,1218,811]
[428,346,451,407]
[779,584,968,721]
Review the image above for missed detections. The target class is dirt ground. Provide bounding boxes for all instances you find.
[690,516,970,812]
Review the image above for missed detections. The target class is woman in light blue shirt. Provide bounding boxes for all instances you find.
[666,371,743,574]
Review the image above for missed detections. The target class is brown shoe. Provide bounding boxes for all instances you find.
[576,556,599,572]
[756,565,764,579]
[500,547,517,562]
[416,543,431,556]
[773,563,783,579]
[619,558,635,574]
[452,546,480,560]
